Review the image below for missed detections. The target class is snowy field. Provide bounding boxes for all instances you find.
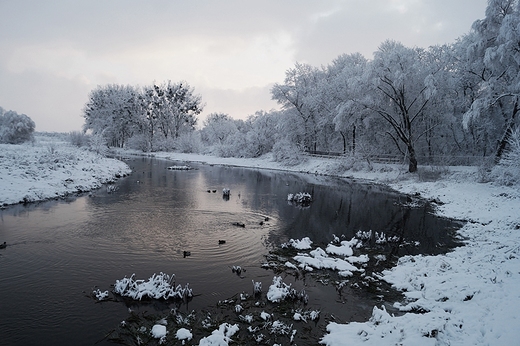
[1,137,520,345]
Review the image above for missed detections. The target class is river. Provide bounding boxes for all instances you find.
[0,157,461,345]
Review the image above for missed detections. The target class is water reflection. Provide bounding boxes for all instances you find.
[0,157,461,345]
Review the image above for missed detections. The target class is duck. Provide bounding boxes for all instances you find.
[218,240,226,245]
[183,251,191,258]
[0,242,6,249]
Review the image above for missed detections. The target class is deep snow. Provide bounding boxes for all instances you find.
[1,136,519,345]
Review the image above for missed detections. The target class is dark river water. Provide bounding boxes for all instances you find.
[0,157,461,345]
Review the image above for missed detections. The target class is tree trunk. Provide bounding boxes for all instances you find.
[340,131,347,154]
[495,97,518,163]
[352,125,356,154]
[408,144,418,173]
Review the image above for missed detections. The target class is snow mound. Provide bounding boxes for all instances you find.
[175,328,192,341]
[199,323,239,346]
[286,237,313,250]
[151,324,167,339]
[294,247,362,276]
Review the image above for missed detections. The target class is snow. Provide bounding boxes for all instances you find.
[2,139,520,345]
[113,272,192,300]
[293,247,362,276]
[143,152,520,345]
[175,328,192,341]
[287,236,313,250]
[0,134,130,206]
[151,324,167,338]
[198,323,239,346]
[93,289,109,301]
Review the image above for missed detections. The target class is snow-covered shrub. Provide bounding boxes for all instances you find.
[127,133,150,152]
[272,139,307,166]
[477,156,494,183]
[0,109,35,144]
[89,133,108,155]
[492,129,520,186]
[418,165,449,182]
[175,131,202,153]
[152,136,176,152]
[69,131,90,147]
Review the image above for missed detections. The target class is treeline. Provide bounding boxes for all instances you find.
[83,81,203,151]
[83,0,520,173]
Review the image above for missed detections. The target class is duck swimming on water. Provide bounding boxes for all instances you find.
[183,251,191,258]
[0,242,6,249]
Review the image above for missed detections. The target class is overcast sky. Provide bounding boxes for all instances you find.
[0,0,488,132]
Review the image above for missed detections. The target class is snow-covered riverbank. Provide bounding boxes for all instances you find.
[1,138,519,345]
[0,135,131,206]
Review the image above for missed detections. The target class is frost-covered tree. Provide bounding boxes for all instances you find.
[461,0,520,161]
[327,53,369,153]
[201,113,238,145]
[0,108,35,144]
[362,41,441,172]
[245,110,279,157]
[83,84,143,148]
[142,81,202,141]
[271,63,323,151]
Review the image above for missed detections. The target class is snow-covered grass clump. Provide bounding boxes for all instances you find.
[167,165,192,170]
[356,230,401,244]
[93,289,109,301]
[282,236,313,250]
[198,323,239,346]
[287,192,312,205]
[267,276,308,303]
[113,273,192,300]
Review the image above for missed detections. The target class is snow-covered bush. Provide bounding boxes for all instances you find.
[0,109,35,144]
[175,131,202,153]
[272,139,307,166]
[69,131,90,147]
[89,133,108,155]
[492,129,520,186]
[152,136,176,152]
[127,133,150,152]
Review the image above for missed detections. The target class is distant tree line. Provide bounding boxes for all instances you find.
[82,0,520,174]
